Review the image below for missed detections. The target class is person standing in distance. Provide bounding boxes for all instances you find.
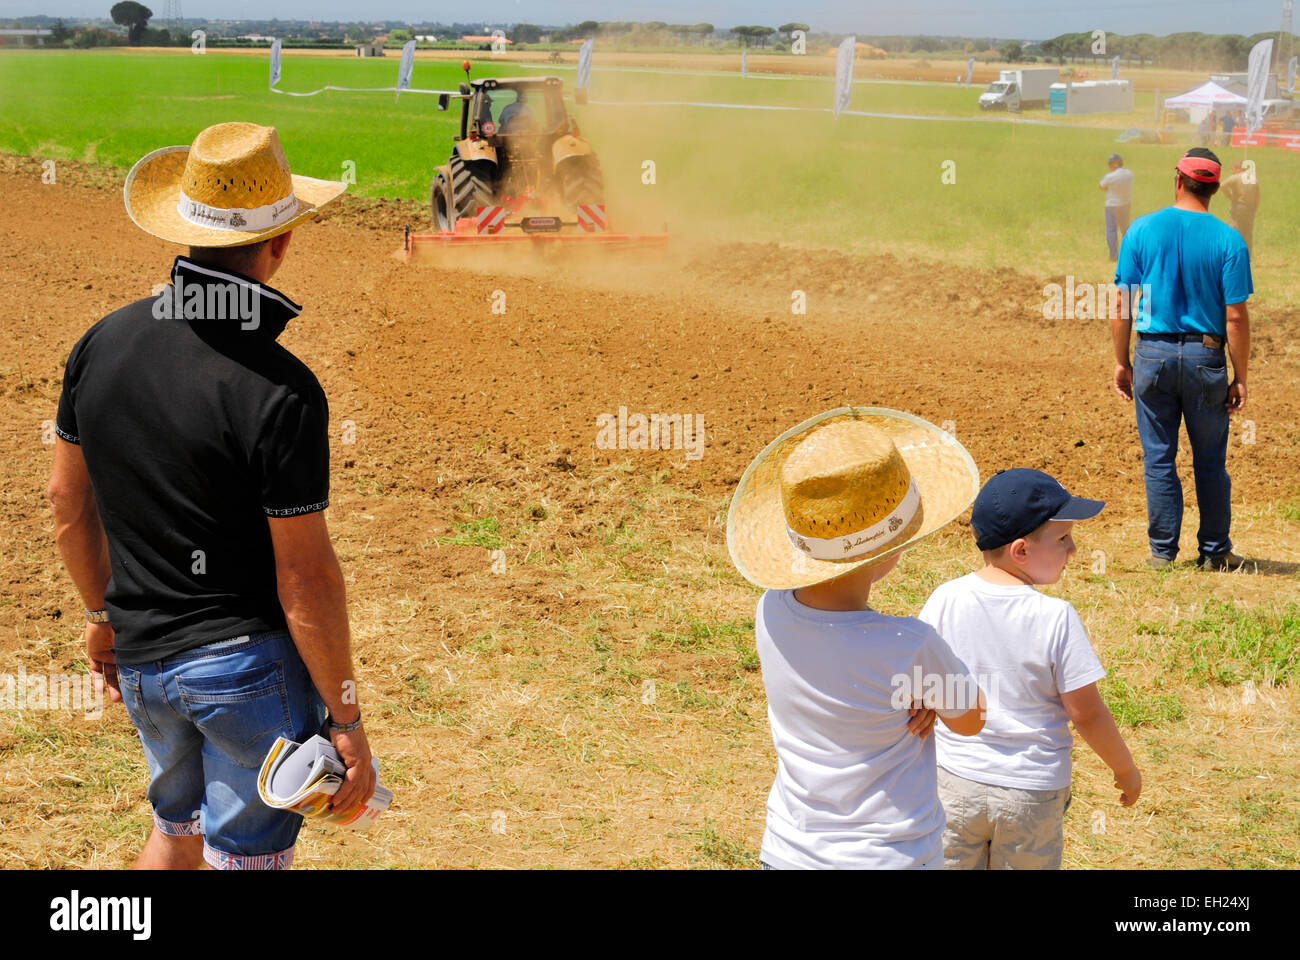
[1098,154,1134,262]
[1221,160,1260,256]
[1110,147,1251,572]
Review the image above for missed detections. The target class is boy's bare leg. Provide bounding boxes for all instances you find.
[135,827,204,869]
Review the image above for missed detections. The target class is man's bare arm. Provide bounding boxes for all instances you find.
[48,438,120,702]
[48,438,109,609]
[1110,288,1134,401]
[1225,301,1249,413]
[268,512,375,812]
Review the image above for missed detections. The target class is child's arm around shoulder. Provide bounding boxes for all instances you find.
[1061,683,1142,806]
[912,617,986,737]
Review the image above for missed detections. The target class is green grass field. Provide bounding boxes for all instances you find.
[3,49,1297,297]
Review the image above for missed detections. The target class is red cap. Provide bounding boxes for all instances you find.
[1176,155,1221,183]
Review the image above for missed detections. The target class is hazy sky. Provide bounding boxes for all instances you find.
[4,0,1292,38]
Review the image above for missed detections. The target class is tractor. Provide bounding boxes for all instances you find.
[429,75,604,232]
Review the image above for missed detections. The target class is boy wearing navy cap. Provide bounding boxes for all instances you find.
[919,469,1141,869]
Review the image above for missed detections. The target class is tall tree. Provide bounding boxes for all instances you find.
[110,2,152,45]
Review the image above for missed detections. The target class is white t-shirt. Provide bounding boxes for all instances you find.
[918,574,1107,791]
[756,589,977,870]
[1100,167,1134,207]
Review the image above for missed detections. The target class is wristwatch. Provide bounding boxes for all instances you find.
[84,608,109,623]
[327,710,362,733]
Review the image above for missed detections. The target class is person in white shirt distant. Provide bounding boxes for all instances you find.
[726,408,987,870]
[1099,153,1135,261]
[919,469,1141,870]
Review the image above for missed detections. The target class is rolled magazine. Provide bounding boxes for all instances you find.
[257,734,393,830]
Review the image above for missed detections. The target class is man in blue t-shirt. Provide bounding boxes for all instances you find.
[1110,147,1252,571]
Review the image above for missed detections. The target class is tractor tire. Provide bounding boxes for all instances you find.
[431,173,454,232]
[449,154,496,219]
[557,156,604,208]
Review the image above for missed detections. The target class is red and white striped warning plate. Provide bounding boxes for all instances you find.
[576,204,607,233]
[476,205,507,235]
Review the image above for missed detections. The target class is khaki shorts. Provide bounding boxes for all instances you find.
[937,765,1071,870]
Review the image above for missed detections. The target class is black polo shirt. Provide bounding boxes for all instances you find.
[55,256,330,665]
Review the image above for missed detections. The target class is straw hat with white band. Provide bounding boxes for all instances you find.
[123,122,347,247]
[727,408,981,591]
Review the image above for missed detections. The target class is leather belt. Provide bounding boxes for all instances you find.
[1138,332,1225,349]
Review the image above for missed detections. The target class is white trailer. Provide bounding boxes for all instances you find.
[978,68,1060,112]
[1049,79,1134,115]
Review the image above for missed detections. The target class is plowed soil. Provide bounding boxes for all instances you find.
[2,152,1298,868]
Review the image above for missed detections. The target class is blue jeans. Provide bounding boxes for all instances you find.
[116,630,326,870]
[1105,204,1130,259]
[1132,336,1233,561]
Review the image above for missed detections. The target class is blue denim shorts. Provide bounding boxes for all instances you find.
[116,630,326,870]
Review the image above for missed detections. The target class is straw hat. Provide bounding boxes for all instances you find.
[727,408,980,591]
[123,122,347,247]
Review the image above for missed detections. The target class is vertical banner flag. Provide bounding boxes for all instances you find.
[834,36,856,118]
[396,39,416,101]
[965,57,974,85]
[1245,38,1274,135]
[1111,55,1120,79]
[1289,55,1298,94]
[576,38,594,95]
[269,37,282,90]
[741,50,747,79]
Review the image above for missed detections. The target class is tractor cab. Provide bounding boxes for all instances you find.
[458,77,572,144]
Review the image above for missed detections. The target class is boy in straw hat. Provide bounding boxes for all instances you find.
[918,469,1141,869]
[48,123,374,869]
[727,408,987,869]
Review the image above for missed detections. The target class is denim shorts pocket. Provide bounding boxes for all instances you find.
[117,665,162,741]
[1198,363,1229,410]
[177,661,292,769]
[1133,353,1164,399]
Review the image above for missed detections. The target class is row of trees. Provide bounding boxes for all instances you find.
[1034,31,1292,71]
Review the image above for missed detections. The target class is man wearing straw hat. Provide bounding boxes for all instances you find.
[727,408,987,869]
[1111,146,1252,572]
[48,122,375,869]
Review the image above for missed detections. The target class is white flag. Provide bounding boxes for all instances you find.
[396,39,416,100]
[741,50,747,79]
[965,57,974,85]
[1245,38,1274,136]
[1289,55,1298,94]
[1111,55,1119,79]
[834,36,855,118]
[269,37,282,90]
[577,38,594,91]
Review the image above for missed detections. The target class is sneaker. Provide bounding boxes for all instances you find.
[1197,552,1248,572]
[1146,555,1173,570]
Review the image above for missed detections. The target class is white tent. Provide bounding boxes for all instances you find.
[1163,81,1248,109]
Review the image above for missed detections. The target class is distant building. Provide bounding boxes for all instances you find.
[0,28,52,47]
[355,42,384,57]
[416,35,438,42]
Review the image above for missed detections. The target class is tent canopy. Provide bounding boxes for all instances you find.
[1163,81,1248,109]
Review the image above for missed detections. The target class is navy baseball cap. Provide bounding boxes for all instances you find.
[971,469,1105,551]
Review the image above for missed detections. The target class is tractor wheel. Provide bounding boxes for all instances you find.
[557,156,604,207]
[449,154,495,219]
[431,173,454,231]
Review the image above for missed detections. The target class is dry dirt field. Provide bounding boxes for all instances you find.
[1,154,1297,868]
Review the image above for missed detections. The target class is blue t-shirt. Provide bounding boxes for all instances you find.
[1115,206,1252,336]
